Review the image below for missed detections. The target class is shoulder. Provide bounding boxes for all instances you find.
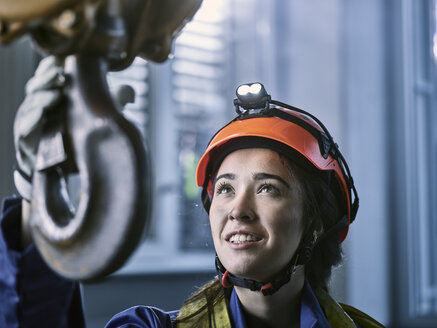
[340,303,385,328]
[105,305,178,328]
[313,286,385,328]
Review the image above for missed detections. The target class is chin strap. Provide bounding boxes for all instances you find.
[216,215,348,296]
[215,251,303,296]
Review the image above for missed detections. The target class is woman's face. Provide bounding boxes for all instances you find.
[209,148,305,282]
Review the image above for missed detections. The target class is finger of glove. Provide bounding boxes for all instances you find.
[13,89,63,178]
[13,89,62,141]
[15,125,42,179]
[25,57,65,94]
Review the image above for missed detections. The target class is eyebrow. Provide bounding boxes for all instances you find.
[213,172,290,189]
[214,173,236,185]
[252,172,290,189]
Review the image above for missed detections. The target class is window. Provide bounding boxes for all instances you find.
[392,0,437,325]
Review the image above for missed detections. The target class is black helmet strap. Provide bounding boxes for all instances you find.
[215,251,303,297]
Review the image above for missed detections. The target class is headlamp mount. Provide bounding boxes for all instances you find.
[234,82,271,114]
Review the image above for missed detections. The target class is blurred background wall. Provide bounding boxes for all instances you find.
[1,0,436,327]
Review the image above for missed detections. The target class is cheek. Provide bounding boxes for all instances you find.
[209,217,218,238]
[272,206,304,248]
[209,216,225,255]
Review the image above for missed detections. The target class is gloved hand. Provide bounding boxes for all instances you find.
[13,56,66,201]
[13,56,137,201]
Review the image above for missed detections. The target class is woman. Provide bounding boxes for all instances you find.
[106,83,383,327]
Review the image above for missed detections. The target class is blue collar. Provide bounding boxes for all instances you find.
[228,280,331,328]
[300,280,331,328]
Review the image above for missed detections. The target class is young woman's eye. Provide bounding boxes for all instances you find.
[259,183,279,194]
[215,182,233,195]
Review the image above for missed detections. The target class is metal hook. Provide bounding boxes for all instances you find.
[30,54,150,281]
[2,0,203,281]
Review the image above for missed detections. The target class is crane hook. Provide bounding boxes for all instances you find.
[30,54,150,280]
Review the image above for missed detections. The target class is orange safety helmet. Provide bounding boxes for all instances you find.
[196,82,358,243]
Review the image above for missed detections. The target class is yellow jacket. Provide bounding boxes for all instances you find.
[176,284,385,328]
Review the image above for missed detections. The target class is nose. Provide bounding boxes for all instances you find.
[228,191,256,222]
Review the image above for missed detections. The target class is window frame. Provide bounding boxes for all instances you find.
[390,0,437,325]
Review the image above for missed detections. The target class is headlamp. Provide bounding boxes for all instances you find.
[234,82,271,113]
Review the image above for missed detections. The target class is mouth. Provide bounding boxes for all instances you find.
[226,232,262,244]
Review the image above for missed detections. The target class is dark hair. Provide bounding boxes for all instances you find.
[284,158,343,291]
[174,278,224,325]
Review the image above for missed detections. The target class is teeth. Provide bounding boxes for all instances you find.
[229,234,259,243]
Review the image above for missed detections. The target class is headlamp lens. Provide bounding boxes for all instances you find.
[237,83,262,96]
[250,83,262,94]
[237,84,251,96]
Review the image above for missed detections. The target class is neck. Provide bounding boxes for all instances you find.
[234,266,305,328]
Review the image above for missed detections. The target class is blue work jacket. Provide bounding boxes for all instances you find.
[0,197,84,328]
[106,281,331,327]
